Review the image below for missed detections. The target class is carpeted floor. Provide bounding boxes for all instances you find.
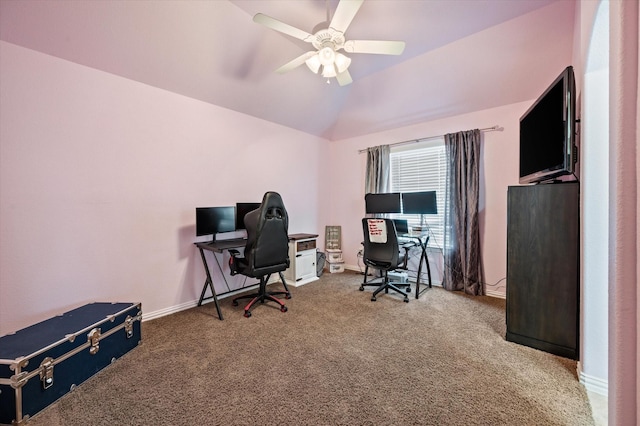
[26,271,594,425]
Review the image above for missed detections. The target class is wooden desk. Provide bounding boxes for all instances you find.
[195,238,250,320]
[195,234,319,319]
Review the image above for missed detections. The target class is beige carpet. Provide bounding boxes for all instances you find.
[27,271,594,425]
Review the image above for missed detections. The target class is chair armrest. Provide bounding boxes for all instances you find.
[399,245,412,269]
[228,249,241,275]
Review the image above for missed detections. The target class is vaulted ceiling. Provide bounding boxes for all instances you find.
[0,0,576,140]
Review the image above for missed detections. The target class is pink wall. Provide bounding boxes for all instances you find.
[328,101,529,297]
[0,41,329,334]
[608,1,639,423]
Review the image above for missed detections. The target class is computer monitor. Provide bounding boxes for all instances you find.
[402,191,437,214]
[365,193,402,214]
[195,206,235,240]
[235,202,261,230]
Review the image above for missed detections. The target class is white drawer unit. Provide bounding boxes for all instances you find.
[325,248,344,263]
[285,234,320,287]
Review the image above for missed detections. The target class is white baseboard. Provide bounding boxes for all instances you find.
[141,284,260,322]
[142,300,199,322]
[579,370,608,396]
[344,264,364,273]
[144,267,499,322]
[485,289,505,299]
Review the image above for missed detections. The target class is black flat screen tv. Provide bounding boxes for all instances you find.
[196,206,235,240]
[402,191,437,214]
[519,65,576,184]
[365,193,402,214]
[235,202,261,230]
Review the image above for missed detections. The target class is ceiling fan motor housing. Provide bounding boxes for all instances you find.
[311,28,345,51]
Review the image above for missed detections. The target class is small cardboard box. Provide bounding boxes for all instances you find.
[325,249,343,263]
[328,263,345,273]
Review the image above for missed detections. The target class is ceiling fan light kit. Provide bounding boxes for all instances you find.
[305,55,322,74]
[254,0,405,86]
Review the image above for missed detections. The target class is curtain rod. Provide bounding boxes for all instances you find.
[357,125,502,154]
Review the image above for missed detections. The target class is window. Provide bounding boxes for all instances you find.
[390,138,446,248]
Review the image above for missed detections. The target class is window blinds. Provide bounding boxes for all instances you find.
[390,138,446,248]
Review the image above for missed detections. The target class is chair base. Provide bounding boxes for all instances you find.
[359,267,409,303]
[371,282,409,303]
[232,271,290,317]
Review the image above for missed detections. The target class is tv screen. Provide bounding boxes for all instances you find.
[519,66,576,184]
[402,191,437,214]
[195,206,235,238]
[365,193,402,214]
[235,202,261,230]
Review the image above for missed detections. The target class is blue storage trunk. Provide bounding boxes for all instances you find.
[0,302,142,425]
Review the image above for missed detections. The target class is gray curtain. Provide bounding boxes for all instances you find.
[365,145,391,194]
[443,129,484,295]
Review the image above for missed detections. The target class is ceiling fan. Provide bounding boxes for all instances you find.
[254,0,406,86]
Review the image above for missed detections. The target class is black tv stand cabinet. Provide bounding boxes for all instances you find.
[506,182,579,359]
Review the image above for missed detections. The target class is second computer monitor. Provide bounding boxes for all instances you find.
[402,191,437,214]
[235,202,261,230]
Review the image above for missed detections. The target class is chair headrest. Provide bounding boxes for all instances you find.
[259,191,288,226]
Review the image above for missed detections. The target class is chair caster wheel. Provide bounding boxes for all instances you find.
[285,293,291,299]
[371,296,377,302]
[232,301,238,306]
[359,286,364,291]
[281,306,288,313]
[403,298,409,303]
[244,311,252,318]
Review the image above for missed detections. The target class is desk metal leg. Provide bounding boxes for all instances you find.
[197,248,223,320]
[425,249,433,288]
[278,271,291,297]
[414,243,433,299]
[415,248,424,299]
[211,249,232,294]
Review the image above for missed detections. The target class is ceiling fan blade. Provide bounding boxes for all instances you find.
[343,40,406,55]
[254,13,314,42]
[335,69,353,86]
[276,51,318,74]
[329,0,364,34]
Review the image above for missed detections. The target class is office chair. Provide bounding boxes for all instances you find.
[228,192,291,318]
[360,218,410,303]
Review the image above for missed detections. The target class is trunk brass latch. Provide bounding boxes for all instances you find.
[88,328,101,355]
[124,315,134,339]
[39,357,54,389]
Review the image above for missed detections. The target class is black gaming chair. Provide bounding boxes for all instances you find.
[229,192,291,317]
[359,218,410,303]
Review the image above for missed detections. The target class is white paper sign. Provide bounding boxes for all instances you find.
[367,219,387,244]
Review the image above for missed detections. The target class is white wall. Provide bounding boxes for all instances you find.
[329,101,529,297]
[0,41,329,334]
[577,0,609,396]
